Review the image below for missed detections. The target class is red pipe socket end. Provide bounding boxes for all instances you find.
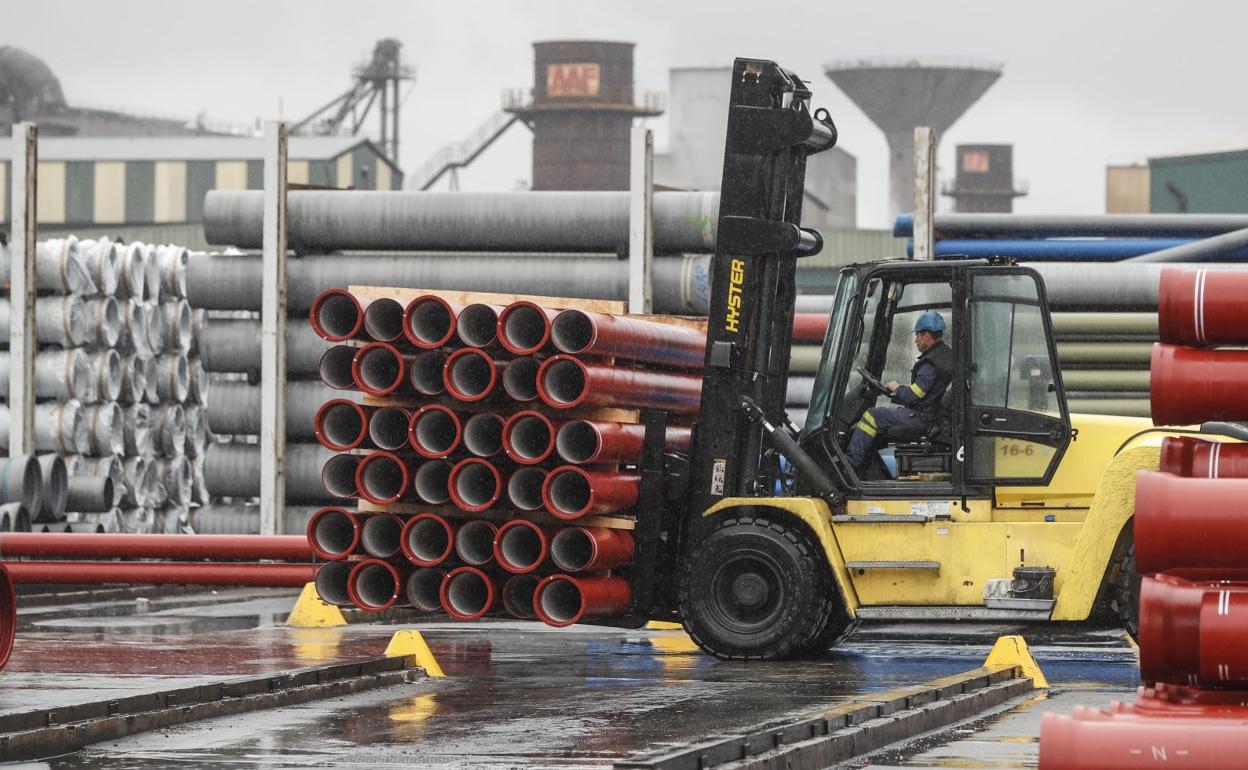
[403,295,460,349]
[347,559,407,612]
[501,410,558,465]
[401,513,456,567]
[408,404,463,459]
[448,458,503,512]
[1158,266,1248,346]
[550,526,635,572]
[1139,574,1248,689]
[497,300,558,355]
[549,308,706,369]
[443,348,499,402]
[1150,343,1248,426]
[542,465,640,519]
[352,341,409,396]
[1039,710,1248,770]
[318,345,357,391]
[406,568,449,613]
[454,519,499,566]
[315,561,354,606]
[1160,436,1248,478]
[440,566,498,621]
[354,451,412,506]
[502,574,541,619]
[309,289,364,342]
[320,453,362,499]
[1135,470,1248,574]
[536,354,702,413]
[306,507,361,560]
[534,574,631,627]
[313,399,369,451]
[0,566,14,671]
[493,520,549,575]
[456,303,504,348]
[359,513,404,559]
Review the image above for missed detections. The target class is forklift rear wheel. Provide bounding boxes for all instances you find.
[1111,541,1140,639]
[679,515,842,660]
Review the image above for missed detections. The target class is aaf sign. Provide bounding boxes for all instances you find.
[547,63,601,98]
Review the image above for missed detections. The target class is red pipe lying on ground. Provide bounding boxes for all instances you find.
[1039,710,1248,769]
[1138,574,1248,688]
[0,532,312,561]
[309,289,366,342]
[404,295,462,349]
[534,574,631,627]
[1160,436,1248,478]
[554,419,693,465]
[497,301,559,355]
[1158,267,1248,346]
[1134,470,1248,574]
[548,309,706,369]
[542,466,640,519]
[1150,344,1248,426]
[537,355,702,413]
[4,562,314,586]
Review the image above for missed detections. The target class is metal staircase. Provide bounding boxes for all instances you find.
[410,110,522,191]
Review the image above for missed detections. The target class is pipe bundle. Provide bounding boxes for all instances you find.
[307,289,703,626]
[0,236,206,534]
[1039,266,1248,768]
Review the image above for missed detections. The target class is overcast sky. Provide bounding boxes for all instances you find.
[11,0,1248,228]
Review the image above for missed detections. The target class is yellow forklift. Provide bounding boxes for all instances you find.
[618,58,1183,660]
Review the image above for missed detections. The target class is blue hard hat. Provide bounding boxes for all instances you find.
[913,311,946,334]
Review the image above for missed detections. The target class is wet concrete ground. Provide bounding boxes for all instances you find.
[2,589,1139,769]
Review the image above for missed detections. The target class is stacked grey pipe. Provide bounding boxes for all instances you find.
[0,236,208,533]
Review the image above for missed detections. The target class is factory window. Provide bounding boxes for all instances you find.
[962,150,990,174]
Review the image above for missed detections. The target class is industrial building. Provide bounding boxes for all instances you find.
[1107,147,1248,214]
[941,143,1027,212]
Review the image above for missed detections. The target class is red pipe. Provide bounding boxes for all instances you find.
[359,513,404,559]
[462,413,505,458]
[1158,267,1248,346]
[308,289,365,342]
[1160,436,1248,478]
[501,574,540,619]
[1151,344,1248,426]
[453,519,498,566]
[5,561,314,586]
[318,345,357,390]
[506,467,548,511]
[448,458,502,512]
[497,300,559,355]
[501,410,561,465]
[406,567,448,612]
[362,296,408,344]
[456,302,505,348]
[493,520,549,574]
[792,313,829,343]
[550,526,635,572]
[408,350,448,396]
[542,466,640,519]
[320,453,361,499]
[537,355,702,413]
[352,341,413,397]
[1039,711,1248,769]
[549,309,706,369]
[305,508,361,560]
[354,451,414,506]
[347,559,409,612]
[314,561,353,606]
[403,295,462,349]
[554,420,693,465]
[0,532,312,561]
[313,399,371,451]
[408,404,463,459]
[368,406,414,451]
[412,459,453,505]
[1139,574,1248,688]
[401,513,456,567]
[534,574,631,627]
[440,566,499,621]
[443,348,501,402]
[1135,683,1248,713]
[1135,470,1248,574]
[0,566,13,671]
[501,356,542,402]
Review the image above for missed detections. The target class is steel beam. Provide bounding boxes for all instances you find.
[260,121,288,536]
[8,124,37,455]
[912,126,935,261]
[629,126,654,313]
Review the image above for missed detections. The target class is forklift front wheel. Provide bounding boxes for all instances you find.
[679,515,840,661]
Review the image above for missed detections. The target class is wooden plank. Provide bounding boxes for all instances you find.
[348,285,627,315]
[356,499,635,531]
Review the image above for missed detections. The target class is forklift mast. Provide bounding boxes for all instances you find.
[684,59,839,536]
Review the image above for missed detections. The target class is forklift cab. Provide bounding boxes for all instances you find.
[800,259,1072,499]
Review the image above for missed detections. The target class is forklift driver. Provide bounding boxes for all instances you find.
[846,311,953,473]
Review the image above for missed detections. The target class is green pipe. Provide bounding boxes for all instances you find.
[790,346,822,374]
[1051,312,1157,338]
[1067,399,1151,418]
[1056,342,1154,365]
[1061,370,1151,391]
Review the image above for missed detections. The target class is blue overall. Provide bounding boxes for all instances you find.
[846,342,952,470]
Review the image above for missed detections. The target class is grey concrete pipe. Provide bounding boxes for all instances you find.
[155,245,189,298]
[203,190,719,253]
[34,454,67,522]
[81,456,125,504]
[83,402,125,456]
[0,296,91,347]
[142,303,165,356]
[87,350,124,403]
[65,476,115,513]
[0,348,91,401]
[78,238,122,296]
[0,238,93,294]
[118,242,147,301]
[191,503,319,535]
[117,300,150,356]
[0,455,42,515]
[151,353,189,404]
[119,353,147,406]
[0,502,32,532]
[161,299,193,353]
[186,252,713,315]
[190,456,208,505]
[184,404,206,458]
[199,318,326,375]
[82,296,123,348]
[206,378,345,438]
[203,441,335,502]
[0,401,88,454]
[122,456,158,507]
[153,404,186,455]
[142,243,162,304]
[157,455,192,506]
[786,377,814,406]
[187,357,209,405]
[123,403,155,456]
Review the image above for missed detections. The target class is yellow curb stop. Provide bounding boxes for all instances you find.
[285,582,347,628]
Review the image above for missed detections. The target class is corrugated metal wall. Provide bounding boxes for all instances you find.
[1150,150,1248,213]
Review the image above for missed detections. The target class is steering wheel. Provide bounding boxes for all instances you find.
[856,365,892,397]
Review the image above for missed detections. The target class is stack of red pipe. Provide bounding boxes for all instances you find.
[1040,267,1248,769]
[305,290,704,626]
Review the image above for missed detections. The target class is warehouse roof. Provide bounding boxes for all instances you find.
[0,135,401,171]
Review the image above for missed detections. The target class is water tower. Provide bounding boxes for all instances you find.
[824,57,1002,218]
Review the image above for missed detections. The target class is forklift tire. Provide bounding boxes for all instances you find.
[1111,541,1140,639]
[679,515,843,661]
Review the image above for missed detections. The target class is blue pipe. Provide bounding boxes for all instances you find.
[894,212,1248,239]
[905,238,1248,261]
